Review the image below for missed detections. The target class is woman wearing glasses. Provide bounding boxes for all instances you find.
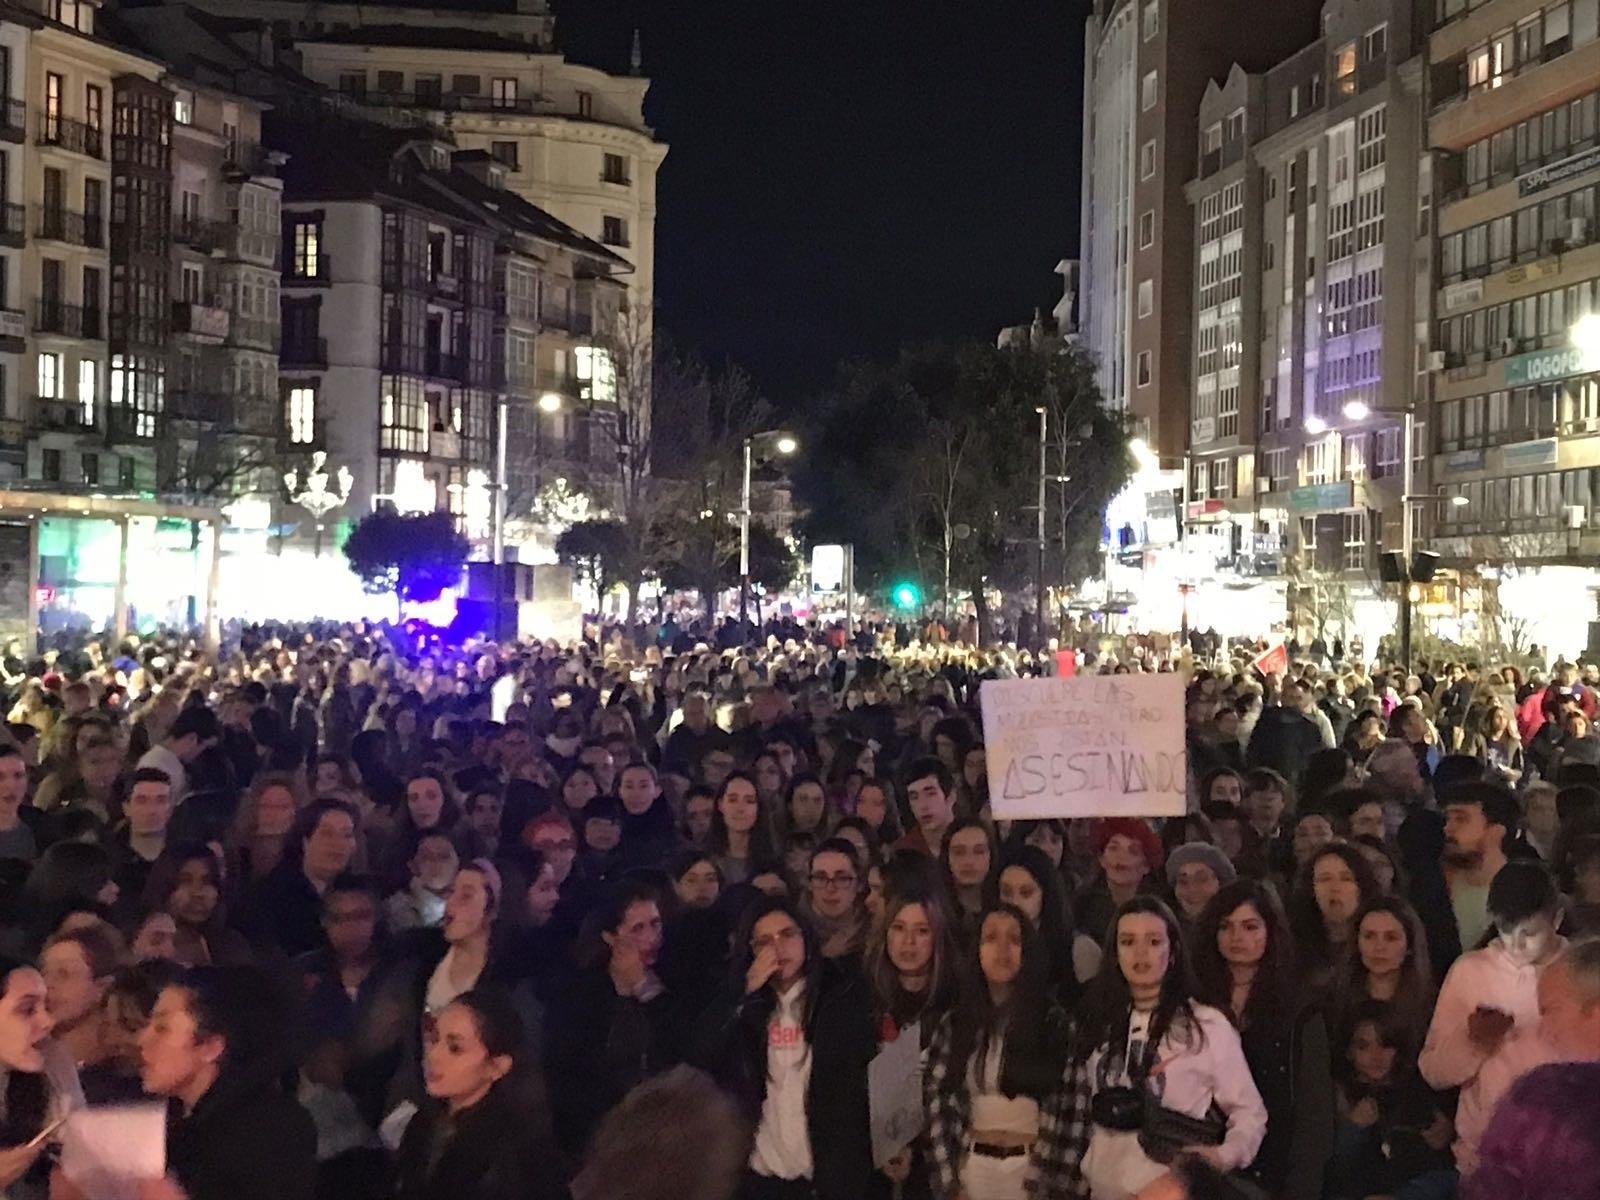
[802,838,869,962]
[692,895,876,1200]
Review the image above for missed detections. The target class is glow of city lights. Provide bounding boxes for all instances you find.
[1573,313,1600,360]
[1304,415,1329,435]
[775,434,798,455]
[537,392,563,413]
[1129,437,1158,470]
[1342,400,1372,421]
[1450,494,1470,507]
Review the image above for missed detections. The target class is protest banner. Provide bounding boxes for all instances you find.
[979,673,1186,820]
[867,1021,924,1168]
[1252,642,1289,677]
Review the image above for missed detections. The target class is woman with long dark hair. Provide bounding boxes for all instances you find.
[1072,896,1266,1199]
[925,905,1070,1200]
[708,772,776,886]
[1192,879,1336,1200]
[0,954,79,1199]
[143,843,253,968]
[1289,843,1382,994]
[691,895,875,1200]
[987,845,1080,1008]
[396,988,565,1200]
[940,816,999,941]
[1333,895,1436,1050]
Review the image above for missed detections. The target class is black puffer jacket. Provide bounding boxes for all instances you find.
[166,1062,317,1200]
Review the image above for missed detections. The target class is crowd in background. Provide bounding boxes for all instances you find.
[0,619,1597,1200]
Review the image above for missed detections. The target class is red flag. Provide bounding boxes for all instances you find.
[1252,642,1288,677]
[1055,650,1076,678]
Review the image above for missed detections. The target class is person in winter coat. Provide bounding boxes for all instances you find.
[132,966,317,1200]
[1246,683,1325,790]
[396,988,566,1200]
[690,895,876,1200]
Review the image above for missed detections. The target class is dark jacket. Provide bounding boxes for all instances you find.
[1238,1006,1336,1200]
[545,965,683,1155]
[236,860,326,958]
[1246,706,1325,787]
[395,1083,566,1200]
[691,970,876,1200]
[167,1063,317,1200]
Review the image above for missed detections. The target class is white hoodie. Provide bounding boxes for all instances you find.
[1419,938,1564,1173]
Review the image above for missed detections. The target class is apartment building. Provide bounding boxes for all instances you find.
[23,0,166,491]
[275,115,505,547]
[1079,0,1320,460]
[1426,0,1600,606]
[0,11,33,476]
[163,75,284,498]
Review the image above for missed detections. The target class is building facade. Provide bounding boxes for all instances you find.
[1426,0,1600,648]
[1183,0,1431,644]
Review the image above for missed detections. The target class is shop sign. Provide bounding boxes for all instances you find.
[1503,344,1599,387]
[1500,438,1559,470]
[1287,480,1354,512]
[1518,144,1600,197]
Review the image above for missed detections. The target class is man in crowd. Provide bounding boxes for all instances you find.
[135,704,219,805]
[1436,782,1516,953]
[109,767,174,906]
[0,743,36,861]
[895,757,957,856]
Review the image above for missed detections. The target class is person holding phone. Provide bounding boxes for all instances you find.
[1419,861,1566,1173]
[0,954,79,1200]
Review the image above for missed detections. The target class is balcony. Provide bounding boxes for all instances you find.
[171,301,229,340]
[430,427,462,459]
[36,114,102,159]
[0,203,22,248]
[228,316,279,351]
[166,390,278,435]
[425,349,468,381]
[429,271,461,301]
[381,343,424,374]
[106,406,164,443]
[0,99,23,143]
[281,336,328,368]
[35,207,103,248]
[34,301,102,339]
[362,90,553,116]
[30,395,95,433]
[222,142,276,178]
[0,307,23,344]
[172,214,230,253]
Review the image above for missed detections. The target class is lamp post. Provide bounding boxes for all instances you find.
[1036,407,1047,650]
[284,450,353,558]
[740,430,797,628]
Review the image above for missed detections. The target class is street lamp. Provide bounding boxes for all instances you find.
[537,392,563,414]
[284,450,353,558]
[1304,414,1330,435]
[740,429,798,627]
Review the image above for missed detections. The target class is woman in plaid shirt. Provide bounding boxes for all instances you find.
[924,904,1078,1200]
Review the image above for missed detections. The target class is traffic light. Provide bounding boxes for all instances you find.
[891,581,922,610]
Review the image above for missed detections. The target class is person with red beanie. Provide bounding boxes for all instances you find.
[1068,816,1163,983]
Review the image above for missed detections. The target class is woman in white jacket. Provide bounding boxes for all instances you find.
[1072,896,1266,1200]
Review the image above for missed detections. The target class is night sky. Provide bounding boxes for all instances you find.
[555,1,1087,405]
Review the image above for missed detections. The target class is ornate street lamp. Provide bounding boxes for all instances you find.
[284,450,353,557]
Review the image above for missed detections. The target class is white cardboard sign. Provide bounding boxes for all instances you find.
[980,673,1187,819]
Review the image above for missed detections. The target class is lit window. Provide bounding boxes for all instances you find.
[575,345,617,403]
[1137,279,1153,317]
[37,352,61,399]
[173,89,193,125]
[287,386,316,444]
[291,218,322,278]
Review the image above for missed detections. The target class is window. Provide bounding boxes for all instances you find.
[1335,41,1357,95]
[44,72,61,137]
[1364,23,1388,61]
[603,153,630,185]
[1202,124,1222,156]
[37,351,61,399]
[1137,278,1153,317]
[1225,109,1245,143]
[1265,242,1276,270]
[374,71,402,95]
[1138,210,1155,247]
[1143,0,1159,40]
[491,141,519,170]
[290,217,322,278]
[172,89,193,125]
[575,346,618,402]
[78,360,95,415]
[1136,350,1152,387]
[1342,511,1369,570]
[601,215,629,247]
[286,385,317,444]
[181,265,202,304]
[84,84,100,134]
[338,72,365,98]
[491,78,517,108]
[41,448,60,483]
[450,75,482,97]
[1141,71,1158,111]
[576,91,593,118]
[81,452,97,486]
[1139,139,1156,179]
[415,75,442,105]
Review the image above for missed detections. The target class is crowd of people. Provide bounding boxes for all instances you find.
[0,619,1598,1200]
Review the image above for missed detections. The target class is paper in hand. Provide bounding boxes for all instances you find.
[60,1104,167,1200]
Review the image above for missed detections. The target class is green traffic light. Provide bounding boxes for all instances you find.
[891,582,921,609]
